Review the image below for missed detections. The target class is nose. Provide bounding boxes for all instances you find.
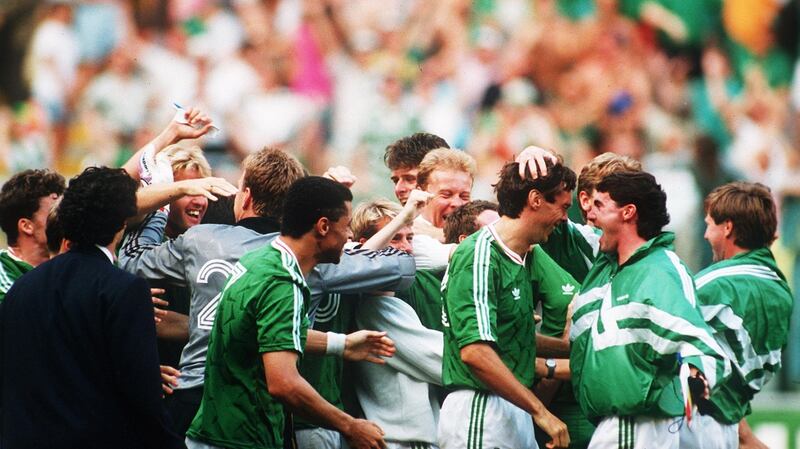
[399,238,413,254]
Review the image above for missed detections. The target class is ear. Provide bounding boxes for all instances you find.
[722,220,734,239]
[18,218,34,237]
[458,234,467,243]
[527,189,543,210]
[358,237,367,245]
[316,217,331,237]
[621,204,637,222]
[241,187,253,210]
[578,190,591,211]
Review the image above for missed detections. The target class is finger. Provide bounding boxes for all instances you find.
[162,384,174,395]
[535,154,547,177]
[154,316,162,324]
[161,365,181,376]
[152,297,169,307]
[150,288,165,296]
[519,158,529,177]
[153,308,168,319]
[365,355,386,365]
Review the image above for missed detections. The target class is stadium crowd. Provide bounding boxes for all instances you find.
[0,0,799,448]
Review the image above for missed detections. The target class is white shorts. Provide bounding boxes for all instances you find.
[296,427,342,449]
[186,437,225,449]
[679,414,738,449]
[385,442,439,449]
[438,390,537,449]
[588,416,679,449]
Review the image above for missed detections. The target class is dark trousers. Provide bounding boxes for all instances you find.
[165,386,204,447]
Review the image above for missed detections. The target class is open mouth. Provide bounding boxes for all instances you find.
[187,210,202,219]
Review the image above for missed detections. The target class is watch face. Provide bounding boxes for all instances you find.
[546,359,556,368]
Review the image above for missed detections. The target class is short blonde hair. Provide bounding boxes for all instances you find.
[351,199,406,240]
[162,144,212,178]
[577,152,641,195]
[416,148,477,190]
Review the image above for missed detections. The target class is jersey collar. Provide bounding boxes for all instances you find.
[486,224,527,266]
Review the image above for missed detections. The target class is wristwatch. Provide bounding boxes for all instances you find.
[545,359,557,379]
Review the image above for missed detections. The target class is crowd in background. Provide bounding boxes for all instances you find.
[2,0,800,384]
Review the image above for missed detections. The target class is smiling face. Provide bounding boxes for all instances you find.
[166,167,208,237]
[318,202,353,264]
[586,191,624,254]
[422,169,472,228]
[703,214,730,262]
[537,188,572,242]
[390,166,419,205]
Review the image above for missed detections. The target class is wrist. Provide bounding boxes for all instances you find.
[545,358,556,379]
[325,332,346,357]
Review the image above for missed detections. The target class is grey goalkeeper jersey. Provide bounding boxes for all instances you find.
[119,211,416,390]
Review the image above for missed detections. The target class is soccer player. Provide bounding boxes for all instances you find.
[442,200,499,245]
[439,159,576,449]
[516,147,641,283]
[570,171,729,449]
[384,133,450,205]
[120,148,415,438]
[0,169,65,301]
[680,182,793,449]
[186,177,387,449]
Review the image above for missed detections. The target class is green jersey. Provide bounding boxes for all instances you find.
[694,248,793,424]
[570,233,730,421]
[0,250,33,303]
[540,220,600,283]
[397,269,445,332]
[188,238,309,449]
[442,224,575,391]
[295,292,355,430]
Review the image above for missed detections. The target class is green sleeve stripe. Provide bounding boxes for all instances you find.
[472,233,494,342]
[665,250,696,307]
[593,303,729,387]
[700,303,781,388]
[292,283,304,352]
[0,261,13,292]
[696,265,780,290]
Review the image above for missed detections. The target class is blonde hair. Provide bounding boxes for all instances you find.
[162,145,212,178]
[416,148,477,190]
[351,199,406,240]
[577,152,641,195]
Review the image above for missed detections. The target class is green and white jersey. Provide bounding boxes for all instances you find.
[540,220,600,283]
[441,224,573,391]
[569,233,730,421]
[295,292,355,430]
[694,248,793,424]
[0,250,33,303]
[187,238,309,449]
[530,246,580,338]
[397,269,445,332]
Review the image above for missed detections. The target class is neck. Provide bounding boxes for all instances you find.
[493,217,536,258]
[236,208,260,222]
[420,208,441,228]
[9,239,49,267]
[277,235,318,276]
[616,232,648,266]
[720,241,749,261]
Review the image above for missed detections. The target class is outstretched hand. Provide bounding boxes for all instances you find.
[343,330,396,364]
[177,177,239,201]
[323,166,358,188]
[160,365,181,395]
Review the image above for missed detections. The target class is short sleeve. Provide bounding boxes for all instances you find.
[445,249,497,348]
[255,279,309,354]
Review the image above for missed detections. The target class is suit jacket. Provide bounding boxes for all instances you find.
[0,245,182,449]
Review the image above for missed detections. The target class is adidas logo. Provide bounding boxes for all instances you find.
[512,288,521,301]
[561,284,576,295]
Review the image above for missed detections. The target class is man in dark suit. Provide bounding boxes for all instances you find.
[0,166,182,449]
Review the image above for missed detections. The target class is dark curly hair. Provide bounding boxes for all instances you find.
[494,159,577,219]
[58,167,138,247]
[597,171,670,240]
[383,133,450,170]
[0,169,65,245]
[281,177,353,238]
